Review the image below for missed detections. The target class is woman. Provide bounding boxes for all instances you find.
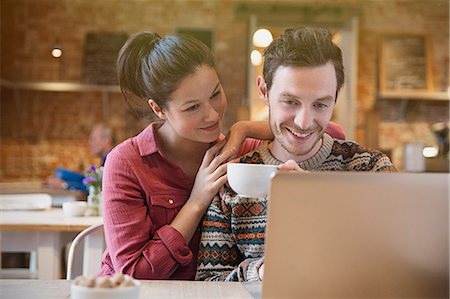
[99,32,272,280]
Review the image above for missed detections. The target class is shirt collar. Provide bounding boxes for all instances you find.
[135,122,226,158]
[135,122,163,157]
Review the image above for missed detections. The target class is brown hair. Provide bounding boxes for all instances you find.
[263,27,344,97]
[117,32,215,110]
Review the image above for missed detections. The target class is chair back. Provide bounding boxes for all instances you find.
[66,223,104,280]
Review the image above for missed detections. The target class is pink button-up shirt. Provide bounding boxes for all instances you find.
[99,123,259,280]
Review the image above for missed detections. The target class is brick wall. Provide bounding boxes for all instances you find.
[1,0,448,180]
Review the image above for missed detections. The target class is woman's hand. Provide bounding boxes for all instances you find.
[189,140,236,212]
[221,122,246,160]
[278,159,307,172]
[221,121,273,160]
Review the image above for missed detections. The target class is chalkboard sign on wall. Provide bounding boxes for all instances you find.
[379,34,433,93]
[176,28,214,50]
[82,32,128,85]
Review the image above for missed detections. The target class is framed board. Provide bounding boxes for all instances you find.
[379,34,433,93]
[176,28,214,50]
[82,32,128,85]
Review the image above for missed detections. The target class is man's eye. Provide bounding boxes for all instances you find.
[283,100,297,105]
[314,103,328,109]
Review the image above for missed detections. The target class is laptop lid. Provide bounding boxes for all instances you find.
[262,172,449,298]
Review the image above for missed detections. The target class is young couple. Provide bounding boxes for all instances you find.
[99,27,395,281]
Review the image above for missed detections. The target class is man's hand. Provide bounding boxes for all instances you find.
[258,263,265,280]
[278,159,307,172]
[46,177,68,189]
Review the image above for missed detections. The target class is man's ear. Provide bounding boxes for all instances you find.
[148,99,166,120]
[257,76,269,106]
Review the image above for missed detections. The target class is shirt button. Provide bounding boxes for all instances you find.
[168,199,174,204]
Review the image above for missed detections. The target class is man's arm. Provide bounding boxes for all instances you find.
[196,192,264,282]
[371,151,397,172]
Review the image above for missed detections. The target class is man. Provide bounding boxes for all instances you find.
[196,27,396,282]
[87,123,116,167]
[46,123,115,191]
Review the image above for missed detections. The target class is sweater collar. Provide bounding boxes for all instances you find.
[259,133,333,170]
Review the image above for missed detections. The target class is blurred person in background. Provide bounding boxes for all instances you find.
[46,123,115,191]
[87,123,116,167]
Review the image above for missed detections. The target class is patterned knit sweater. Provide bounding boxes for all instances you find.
[195,134,396,282]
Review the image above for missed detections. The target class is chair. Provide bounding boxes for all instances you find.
[66,223,104,280]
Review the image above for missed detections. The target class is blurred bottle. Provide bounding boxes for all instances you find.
[403,142,425,172]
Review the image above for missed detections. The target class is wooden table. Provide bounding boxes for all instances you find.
[0,208,103,279]
[0,182,87,205]
[0,279,259,299]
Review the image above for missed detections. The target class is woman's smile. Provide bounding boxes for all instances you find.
[201,122,220,131]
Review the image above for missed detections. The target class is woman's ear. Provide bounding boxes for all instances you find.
[257,76,269,106]
[148,99,166,120]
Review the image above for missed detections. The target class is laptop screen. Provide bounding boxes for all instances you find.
[262,172,449,298]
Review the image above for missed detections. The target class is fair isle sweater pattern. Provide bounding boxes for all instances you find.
[195,134,396,282]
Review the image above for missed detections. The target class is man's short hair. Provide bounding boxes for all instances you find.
[263,27,345,94]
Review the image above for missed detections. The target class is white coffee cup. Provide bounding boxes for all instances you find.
[63,201,87,217]
[227,163,278,198]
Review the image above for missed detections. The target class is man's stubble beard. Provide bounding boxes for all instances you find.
[269,113,325,158]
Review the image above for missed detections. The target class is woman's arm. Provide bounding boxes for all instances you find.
[229,120,273,141]
[223,121,272,159]
[223,120,346,159]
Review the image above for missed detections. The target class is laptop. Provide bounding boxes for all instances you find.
[261,172,449,299]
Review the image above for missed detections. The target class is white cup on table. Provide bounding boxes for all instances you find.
[63,201,87,217]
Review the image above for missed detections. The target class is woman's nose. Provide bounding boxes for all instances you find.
[204,104,219,122]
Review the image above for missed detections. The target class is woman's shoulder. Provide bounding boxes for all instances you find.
[109,137,136,157]
[237,138,264,157]
[110,123,158,158]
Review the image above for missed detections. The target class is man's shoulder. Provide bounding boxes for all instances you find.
[331,138,385,157]
[238,143,267,164]
[327,138,395,171]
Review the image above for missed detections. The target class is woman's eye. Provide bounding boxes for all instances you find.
[186,104,200,111]
[210,90,221,99]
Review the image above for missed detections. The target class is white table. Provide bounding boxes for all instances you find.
[0,279,259,299]
[0,208,103,279]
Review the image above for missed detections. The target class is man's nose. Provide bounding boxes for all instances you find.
[294,107,313,130]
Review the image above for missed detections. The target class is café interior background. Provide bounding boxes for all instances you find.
[0,0,449,181]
